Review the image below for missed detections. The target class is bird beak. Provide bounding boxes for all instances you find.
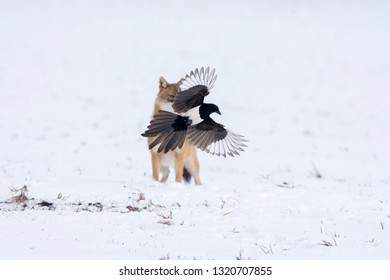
[216,110,221,115]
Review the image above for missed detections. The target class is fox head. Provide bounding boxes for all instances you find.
[158,76,183,102]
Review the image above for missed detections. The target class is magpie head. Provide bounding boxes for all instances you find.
[200,103,221,119]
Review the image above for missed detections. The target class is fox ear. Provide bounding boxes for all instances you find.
[177,78,184,86]
[159,76,168,88]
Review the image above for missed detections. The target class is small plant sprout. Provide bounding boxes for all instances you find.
[236,249,252,260]
[57,193,69,200]
[276,181,296,188]
[220,198,226,209]
[319,236,337,247]
[259,244,274,255]
[311,163,323,179]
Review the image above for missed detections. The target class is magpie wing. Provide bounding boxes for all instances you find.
[187,118,248,157]
[181,67,218,91]
[141,110,189,153]
[173,67,218,113]
[172,85,209,113]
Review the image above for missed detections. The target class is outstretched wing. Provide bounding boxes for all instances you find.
[173,67,218,113]
[141,111,190,153]
[181,67,218,91]
[187,118,248,157]
[172,85,208,113]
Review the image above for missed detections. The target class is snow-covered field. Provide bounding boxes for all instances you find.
[0,0,389,259]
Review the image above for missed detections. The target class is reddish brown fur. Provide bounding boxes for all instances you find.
[147,76,202,185]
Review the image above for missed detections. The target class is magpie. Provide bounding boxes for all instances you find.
[141,67,247,157]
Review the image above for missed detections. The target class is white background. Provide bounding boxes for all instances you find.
[0,0,389,260]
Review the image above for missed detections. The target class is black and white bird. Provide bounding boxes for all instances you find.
[141,67,247,157]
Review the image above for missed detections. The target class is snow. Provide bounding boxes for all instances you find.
[0,0,389,259]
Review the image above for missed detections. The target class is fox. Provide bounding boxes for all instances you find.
[147,76,202,185]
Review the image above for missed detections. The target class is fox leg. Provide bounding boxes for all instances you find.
[192,155,202,185]
[160,166,170,183]
[175,152,185,183]
[151,153,161,181]
[185,155,202,185]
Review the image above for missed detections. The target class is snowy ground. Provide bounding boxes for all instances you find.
[0,0,389,259]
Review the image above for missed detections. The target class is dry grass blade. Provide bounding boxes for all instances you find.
[319,237,337,247]
[9,185,29,204]
[157,211,173,225]
[157,220,173,225]
[127,205,140,212]
[319,240,333,246]
[260,244,274,255]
